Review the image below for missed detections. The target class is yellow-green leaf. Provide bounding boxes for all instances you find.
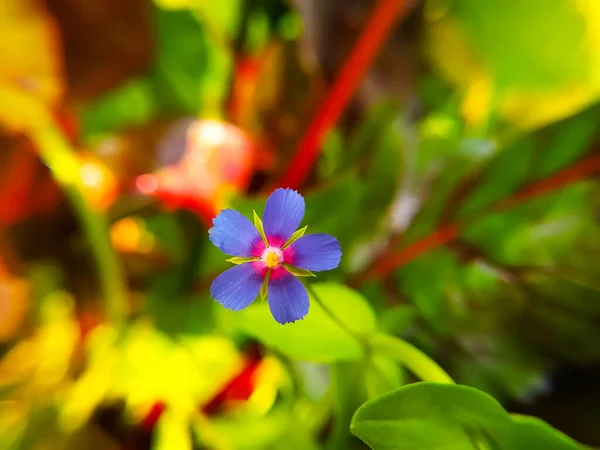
[227,256,259,265]
[282,225,308,249]
[282,264,316,277]
[260,270,270,301]
[253,209,269,246]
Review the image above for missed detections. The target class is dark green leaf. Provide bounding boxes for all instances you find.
[351,383,583,450]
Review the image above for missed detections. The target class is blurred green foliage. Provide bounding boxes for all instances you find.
[1,0,600,449]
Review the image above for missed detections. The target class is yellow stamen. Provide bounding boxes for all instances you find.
[265,252,279,268]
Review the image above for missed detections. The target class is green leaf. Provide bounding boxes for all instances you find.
[227,256,260,265]
[260,270,270,301]
[533,104,600,179]
[283,225,308,249]
[457,136,534,219]
[254,209,269,246]
[509,415,584,450]
[345,101,403,237]
[329,362,370,450]
[380,305,417,335]
[351,383,583,450]
[150,8,210,113]
[229,283,376,362]
[364,355,403,400]
[81,78,155,136]
[302,175,363,257]
[282,264,316,277]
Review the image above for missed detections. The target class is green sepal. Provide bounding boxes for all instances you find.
[253,210,269,246]
[227,256,260,265]
[260,270,270,301]
[282,225,308,249]
[283,264,316,277]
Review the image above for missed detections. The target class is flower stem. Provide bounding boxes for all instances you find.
[30,123,128,331]
[370,333,454,384]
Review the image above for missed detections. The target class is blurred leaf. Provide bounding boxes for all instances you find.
[359,115,403,237]
[402,133,497,243]
[426,0,600,130]
[231,283,376,362]
[328,362,369,450]
[379,305,417,336]
[395,249,457,333]
[532,105,600,179]
[364,355,403,400]
[155,0,241,39]
[302,175,363,259]
[0,0,63,132]
[457,136,533,218]
[208,408,290,450]
[319,129,344,178]
[452,0,587,90]
[351,382,583,450]
[345,101,400,169]
[82,79,155,136]
[150,8,209,113]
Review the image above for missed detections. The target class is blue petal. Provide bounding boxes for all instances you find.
[210,263,263,310]
[262,188,305,241]
[209,209,261,256]
[289,234,341,272]
[268,271,309,324]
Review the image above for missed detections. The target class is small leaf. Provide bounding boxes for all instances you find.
[282,264,316,277]
[282,225,308,249]
[260,270,270,301]
[254,209,269,246]
[227,256,259,265]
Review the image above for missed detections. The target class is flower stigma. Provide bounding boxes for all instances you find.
[262,246,283,269]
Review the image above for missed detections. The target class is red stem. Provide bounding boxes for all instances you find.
[364,152,600,281]
[278,0,408,189]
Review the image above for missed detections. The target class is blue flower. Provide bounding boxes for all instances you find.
[209,188,342,324]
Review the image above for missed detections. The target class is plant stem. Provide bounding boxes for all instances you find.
[278,0,408,189]
[371,333,454,384]
[30,123,128,331]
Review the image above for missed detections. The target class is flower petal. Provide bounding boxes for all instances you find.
[262,188,305,242]
[267,271,309,324]
[210,263,264,310]
[209,209,261,256]
[287,234,341,272]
